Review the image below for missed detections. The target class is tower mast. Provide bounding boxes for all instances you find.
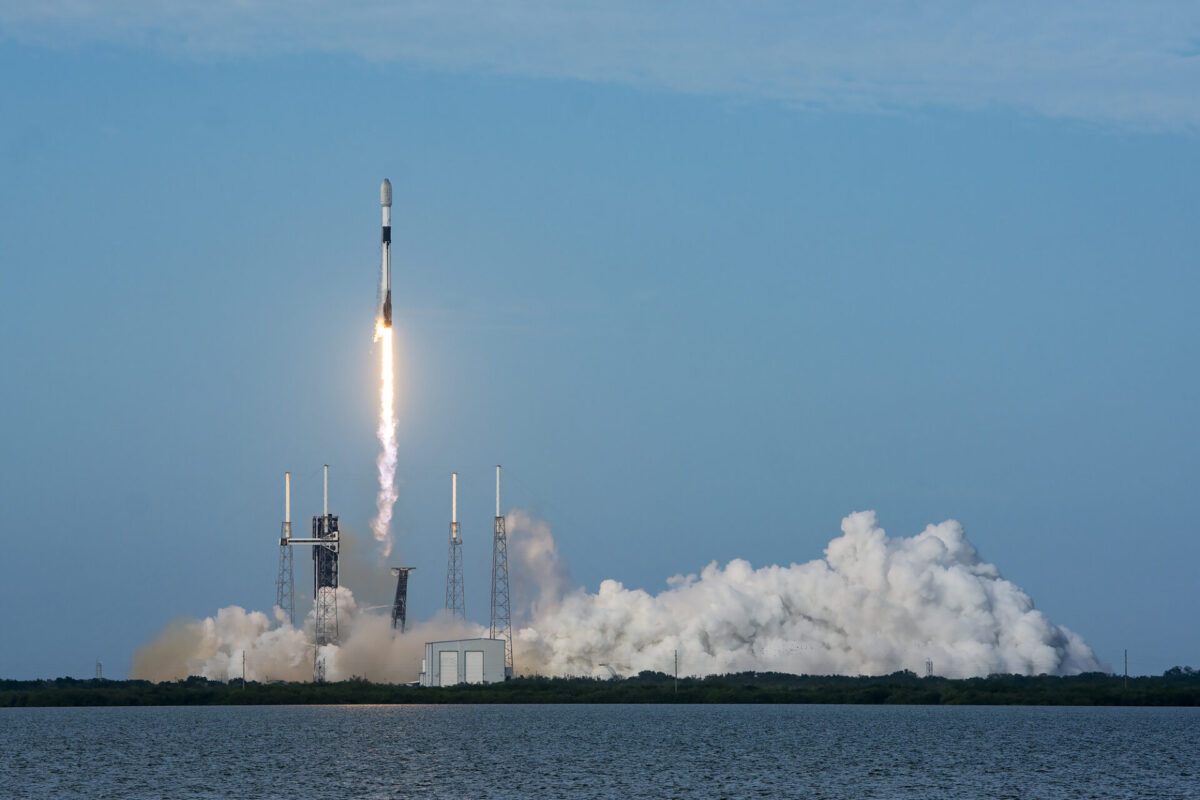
[275,472,295,626]
[490,465,514,677]
[445,472,466,620]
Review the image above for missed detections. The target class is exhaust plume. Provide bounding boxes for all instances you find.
[131,586,483,683]
[512,510,1103,678]
[369,321,397,557]
[133,509,1101,682]
[506,510,573,625]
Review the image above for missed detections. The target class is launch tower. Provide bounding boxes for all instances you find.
[311,466,340,649]
[445,472,466,621]
[490,465,514,677]
[278,464,341,681]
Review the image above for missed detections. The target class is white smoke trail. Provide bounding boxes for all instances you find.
[369,322,397,557]
[512,510,1104,679]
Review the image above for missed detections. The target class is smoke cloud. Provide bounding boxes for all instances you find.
[131,588,482,683]
[506,509,573,625]
[133,509,1101,682]
[513,510,1103,678]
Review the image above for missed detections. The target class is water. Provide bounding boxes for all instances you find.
[2,704,1196,799]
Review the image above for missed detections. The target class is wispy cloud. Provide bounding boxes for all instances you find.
[3,1,1198,130]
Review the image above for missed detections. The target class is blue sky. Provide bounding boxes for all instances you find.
[2,2,1198,678]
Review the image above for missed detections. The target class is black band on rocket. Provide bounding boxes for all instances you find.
[382,226,391,244]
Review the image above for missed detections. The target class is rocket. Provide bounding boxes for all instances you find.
[379,178,393,328]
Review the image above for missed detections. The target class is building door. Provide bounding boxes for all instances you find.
[439,650,459,687]
[465,650,484,684]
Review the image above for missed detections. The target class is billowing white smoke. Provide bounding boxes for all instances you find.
[131,587,483,683]
[133,509,1101,682]
[506,510,574,624]
[513,510,1103,678]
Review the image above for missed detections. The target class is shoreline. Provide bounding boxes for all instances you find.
[3,670,1198,707]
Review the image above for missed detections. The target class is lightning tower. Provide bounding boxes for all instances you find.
[391,567,416,632]
[274,472,295,626]
[445,472,465,620]
[490,465,514,677]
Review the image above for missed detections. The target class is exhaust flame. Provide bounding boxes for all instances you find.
[370,321,397,557]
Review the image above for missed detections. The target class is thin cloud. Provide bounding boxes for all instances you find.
[3,1,1198,129]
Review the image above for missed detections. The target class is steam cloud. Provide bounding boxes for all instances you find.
[514,510,1102,678]
[132,510,1102,682]
[132,587,482,683]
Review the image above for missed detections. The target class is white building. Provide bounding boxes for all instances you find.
[419,638,507,687]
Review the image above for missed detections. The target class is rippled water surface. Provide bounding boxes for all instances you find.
[2,704,1196,799]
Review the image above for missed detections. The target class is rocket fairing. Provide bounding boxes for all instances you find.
[380,178,393,328]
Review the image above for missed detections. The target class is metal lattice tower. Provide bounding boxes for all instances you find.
[275,473,295,627]
[445,472,466,621]
[391,567,416,632]
[490,465,514,677]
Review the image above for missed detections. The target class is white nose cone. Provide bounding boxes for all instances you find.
[381,178,392,207]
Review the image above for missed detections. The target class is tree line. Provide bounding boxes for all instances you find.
[2,668,1198,707]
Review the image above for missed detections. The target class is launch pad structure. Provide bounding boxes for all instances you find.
[271,461,518,682]
[278,465,341,680]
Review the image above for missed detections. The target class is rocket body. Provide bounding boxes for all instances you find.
[380,179,393,328]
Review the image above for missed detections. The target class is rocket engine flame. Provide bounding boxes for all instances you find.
[370,321,397,557]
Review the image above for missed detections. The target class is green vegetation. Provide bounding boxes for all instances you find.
[2,668,1198,707]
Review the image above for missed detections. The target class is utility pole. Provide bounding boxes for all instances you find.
[674,650,678,694]
[1124,649,1128,690]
